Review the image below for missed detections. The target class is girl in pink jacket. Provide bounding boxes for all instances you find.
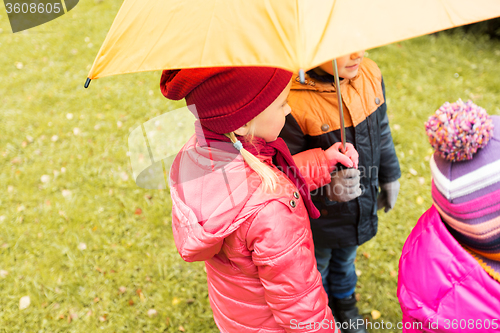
[161,67,357,333]
[398,100,500,332]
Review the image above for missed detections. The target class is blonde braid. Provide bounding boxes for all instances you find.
[225,132,278,192]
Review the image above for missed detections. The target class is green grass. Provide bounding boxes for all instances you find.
[1,2,500,332]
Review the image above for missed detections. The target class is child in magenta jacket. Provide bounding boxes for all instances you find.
[162,67,358,332]
[398,100,500,332]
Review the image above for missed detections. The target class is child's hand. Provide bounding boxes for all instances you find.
[377,180,400,213]
[327,168,362,202]
[325,142,359,169]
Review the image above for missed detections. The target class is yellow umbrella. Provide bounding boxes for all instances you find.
[85,0,500,85]
[84,0,500,150]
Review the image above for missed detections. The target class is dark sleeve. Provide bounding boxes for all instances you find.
[378,78,401,184]
[279,113,308,155]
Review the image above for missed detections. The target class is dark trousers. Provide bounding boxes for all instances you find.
[315,245,358,299]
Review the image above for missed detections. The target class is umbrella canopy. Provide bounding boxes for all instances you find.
[86,0,500,82]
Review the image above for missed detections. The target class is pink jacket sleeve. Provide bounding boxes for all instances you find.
[246,200,337,333]
[292,148,331,192]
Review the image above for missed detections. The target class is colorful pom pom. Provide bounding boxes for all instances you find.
[425,99,494,162]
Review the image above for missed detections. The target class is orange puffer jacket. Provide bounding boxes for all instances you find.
[169,135,337,333]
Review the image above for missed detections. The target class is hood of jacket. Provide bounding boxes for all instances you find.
[398,205,500,327]
[169,135,263,262]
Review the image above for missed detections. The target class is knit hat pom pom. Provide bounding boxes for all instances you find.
[425,99,494,162]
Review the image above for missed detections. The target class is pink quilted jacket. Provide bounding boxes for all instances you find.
[398,206,500,333]
[169,136,336,333]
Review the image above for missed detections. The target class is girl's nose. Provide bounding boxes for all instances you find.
[350,51,365,60]
[284,103,291,116]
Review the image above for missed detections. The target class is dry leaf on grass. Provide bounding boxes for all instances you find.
[371,310,381,320]
[19,295,30,310]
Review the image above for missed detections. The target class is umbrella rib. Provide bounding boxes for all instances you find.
[199,1,218,66]
[312,1,337,61]
[135,5,175,71]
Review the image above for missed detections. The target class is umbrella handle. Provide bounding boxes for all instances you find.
[333,59,346,154]
[84,78,92,88]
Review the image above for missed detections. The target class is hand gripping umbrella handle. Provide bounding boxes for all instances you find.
[333,59,346,154]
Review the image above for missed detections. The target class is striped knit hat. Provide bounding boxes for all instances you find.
[427,101,500,282]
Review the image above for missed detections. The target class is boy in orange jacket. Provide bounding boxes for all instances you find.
[280,51,401,333]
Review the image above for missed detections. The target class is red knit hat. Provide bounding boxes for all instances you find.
[160,67,292,134]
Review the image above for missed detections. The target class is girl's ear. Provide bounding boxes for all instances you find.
[234,124,249,136]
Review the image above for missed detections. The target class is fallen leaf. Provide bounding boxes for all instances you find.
[134,208,142,215]
[11,157,21,164]
[19,296,31,310]
[51,135,59,142]
[119,286,126,294]
[179,326,185,332]
[362,252,371,259]
[172,297,181,306]
[93,297,100,303]
[355,269,362,276]
[355,293,360,302]
[58,210,68,221]
[99,315,107,322]
[41,175,50,183]
[128,299,134,306]
[418,177,425,185]
[390,270,398,277]
[409,168,418,176]
[416,196,424,205]
[186,298,195,304]
[147,309,158,317]
[371,310,381,320]
[0,270,9,278]
[78,243,87,251]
